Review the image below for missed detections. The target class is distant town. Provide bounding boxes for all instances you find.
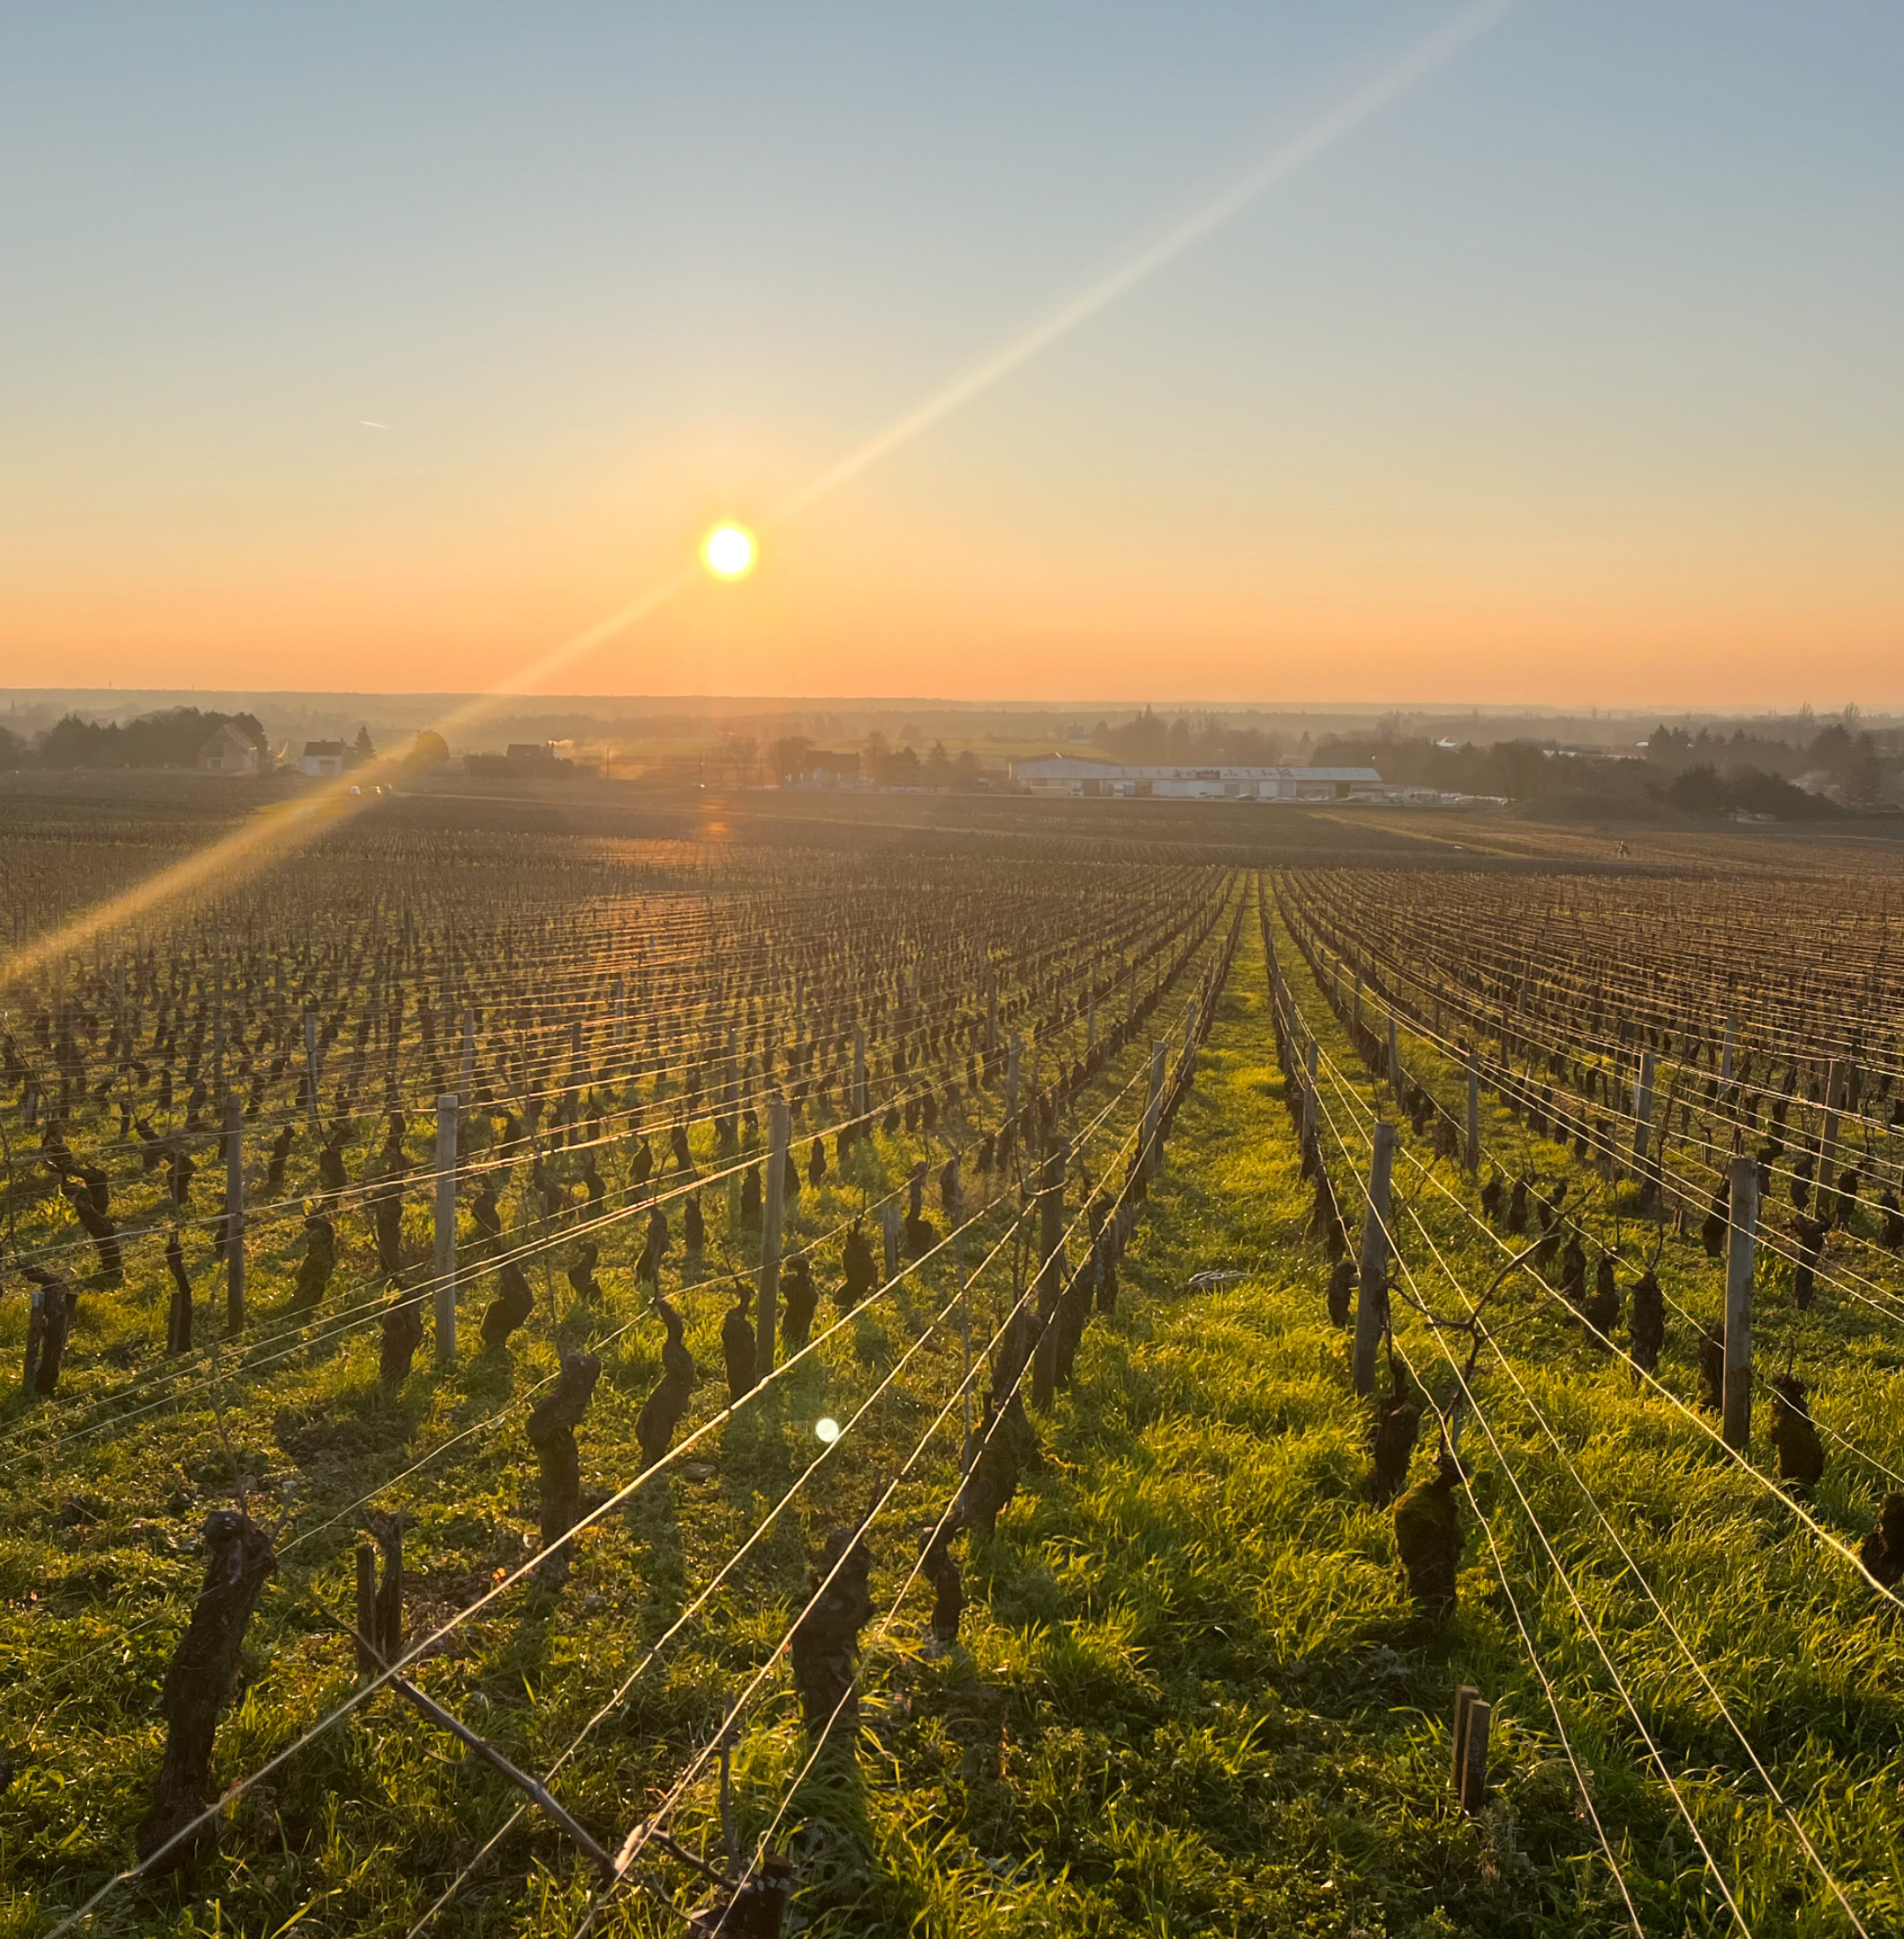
[1,697,1900,820]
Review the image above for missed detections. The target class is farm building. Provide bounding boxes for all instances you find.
[299,739,348,778]
[195,721,266,775]
[1008,757,1390,801]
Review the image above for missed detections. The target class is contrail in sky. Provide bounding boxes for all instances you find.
[0,0,1515,991]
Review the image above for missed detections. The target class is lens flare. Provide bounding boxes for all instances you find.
[701,523,756,580]
[814,1417,841,1444]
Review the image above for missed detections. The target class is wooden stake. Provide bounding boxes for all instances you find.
[223,1095,244,1336]
[355,1544,379,1674]
[1722,1154,1757,1453]
[304,1009,321,1131]
[1632,1049,1656,1178]
[1458,1697,1491,1812]
[1143,1041,1167,1179]
[1465,1050,1480,1175]
[1031,1136,1066,1412]
[756,1098,790,1375]
[434,1093,458,1368]
[1353,1123,1396,1397]
[1450,1685,1478,1791]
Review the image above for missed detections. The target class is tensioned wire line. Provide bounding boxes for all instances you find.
[1298,1005,1904,1598]
[707,1169,1151,1935]
[55,868,1204,1147]
[1387,1180,1872,1935]
[0,888,1217,1470]
[401,1046,1158,1939]
[14,887,1241,1729]
[613,913,1245,1913]
[577,1027,1187,1935]
[1,1160,938,1712]
[1338,997,1904,1451]
[1342,918,1904,1268]
[1290,875,1904,1162]
[1341,972,1904,1339]
[69,884,1197,1148]
[1273,870,1878,1121]
[1286,861,1900,1063]
[1348,878,1904,1097]
[1323,997,1878,1935]
[697,919,1511,1929]
[1256,925,1658,1921]
[1308,1076,1755,1936]
[11,864,1185,1180]
[3,876,1211,1316]
[0,964,1210,1554]
[0,904,1210,1469]
[1278,878,1904,1236]
[1272,895,1904,1348]
[1389,1344,1648,1937]
[1,880,1189,1269]
[37,965,1218,1939]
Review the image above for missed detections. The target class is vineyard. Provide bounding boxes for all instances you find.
[4,788,1904,1936]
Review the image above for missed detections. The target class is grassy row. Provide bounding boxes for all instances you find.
[1266,887,1903,1936]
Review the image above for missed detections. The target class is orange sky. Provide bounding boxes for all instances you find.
[3,5,1900,708]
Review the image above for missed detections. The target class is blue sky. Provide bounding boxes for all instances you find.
[3,3,1900,703]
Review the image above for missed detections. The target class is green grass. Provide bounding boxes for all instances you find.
[7,889,1900,1935]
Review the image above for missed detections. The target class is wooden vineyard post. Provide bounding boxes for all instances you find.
[756,1099,790,1375]
[1818,1063,1840,1217]
[461,1008,476,1106]
[1031,1136,1066,1412]
[223,1095,245,1336]
[1632,1050,1656,1183]
[1451,1687,1490,1812]
[948,1156,971,1459]
[1303,1038,1319,1155]
[852,1026,867,1120]
[1353,1123,1396,1397]
[23,1284,43,1392]
[356,1543,379,1675]
[1723,1154,1758,1453]
[1143,1041,1167,1179]
[1450,1686,1477,1790]
[1386,1017,1401,1094]
[433,1094,458,1368]
[1465,1049,1480,1175]
[1721,1015,1735,1087]
[304,1009,321,1130]
[881,1203,901,1283]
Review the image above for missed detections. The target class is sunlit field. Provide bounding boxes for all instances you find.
[0,780,1900,1936]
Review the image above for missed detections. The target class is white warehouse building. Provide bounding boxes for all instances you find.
[1008,757,1390,802]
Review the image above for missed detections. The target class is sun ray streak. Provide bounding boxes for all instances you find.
[0,0,1513,991]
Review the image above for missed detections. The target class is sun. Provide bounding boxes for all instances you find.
[701,522,757,580]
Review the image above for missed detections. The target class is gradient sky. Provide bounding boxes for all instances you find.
[3,3,1901,707]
